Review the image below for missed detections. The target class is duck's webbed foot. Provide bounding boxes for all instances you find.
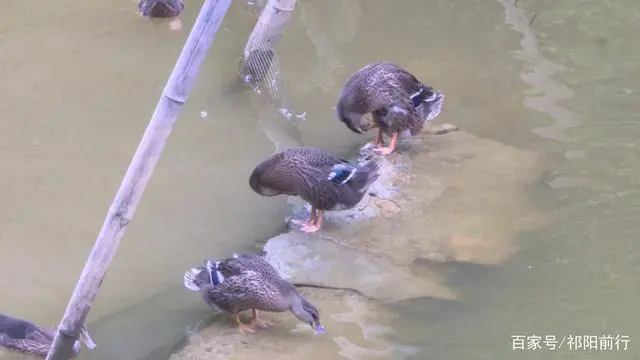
[373,132,399,155]
[235,314,255,334]
[300,223,321,233]
[292,218,315,226]
[300,210,324,233]
[292,206,317,227]
[249,309,272,329]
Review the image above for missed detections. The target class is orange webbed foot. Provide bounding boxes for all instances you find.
[300,223,321,233]
[372,146,395,155]
[238,323,256,334]
[249,311,273,329]
[372,132,398,155]
[235,315,255,334]
[299,210,323,233]
[291,218,315,226]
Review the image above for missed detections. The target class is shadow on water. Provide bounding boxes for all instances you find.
[1,0,640,359]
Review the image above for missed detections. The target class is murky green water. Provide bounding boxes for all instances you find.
[1,0,639,359]
[390,1,640,359]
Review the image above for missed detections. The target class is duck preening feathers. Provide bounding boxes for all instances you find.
[249,147,380,232]
[336,62,445,155]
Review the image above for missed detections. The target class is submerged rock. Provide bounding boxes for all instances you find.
[171,290,410,360]
[264,123,546,302]
[172,123,546,360]
[264,232,457,303]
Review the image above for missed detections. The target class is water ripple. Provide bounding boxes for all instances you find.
[498,0,582,142]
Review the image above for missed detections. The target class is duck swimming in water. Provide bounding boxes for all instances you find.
[249,147,380,232]
[183,253,325,334]
[336,62,445,155]
[138,0,184,30]
[0,313,96,358]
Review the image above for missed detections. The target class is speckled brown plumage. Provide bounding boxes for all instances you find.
[0,313,96,358]
[249,147,380,232]
[336,62,445,155]
[217,253,281,282]
[183,254,325,334]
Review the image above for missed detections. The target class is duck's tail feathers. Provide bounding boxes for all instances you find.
[183,260,225,291]
[419,86,445,122]
[183,268,205,291]
[205,260,225,286]
[409,86,430,107]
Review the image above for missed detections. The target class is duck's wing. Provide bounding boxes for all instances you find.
[207,271,288,313]
[235,254,282,280]
[217,254,278,279]
[287,147,347,168]
[371,69,427,133]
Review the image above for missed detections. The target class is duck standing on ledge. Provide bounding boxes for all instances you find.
[249,147,380,233]
[336,62,445,155]
[138,0,184,30]
[0,313,96,358]
[183,253,325,334]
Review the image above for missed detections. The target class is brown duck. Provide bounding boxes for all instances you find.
[138,0,184,30]
[0,313,96,358]
[336,62,445,155]
[183,253,325,334]
[249,147,380,232]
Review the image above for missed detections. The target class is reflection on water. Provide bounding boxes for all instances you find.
[1,0,639,359]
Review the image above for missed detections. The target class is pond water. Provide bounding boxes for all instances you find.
[0,0,639,359]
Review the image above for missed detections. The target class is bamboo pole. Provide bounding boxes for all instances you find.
[44,0,232,359]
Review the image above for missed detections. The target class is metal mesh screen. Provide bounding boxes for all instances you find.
[241,0,303,122]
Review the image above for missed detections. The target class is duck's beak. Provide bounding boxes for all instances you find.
[345,121,364,134]
[339,114,364,134]
[78,326,97,350]
[313,323,326,334]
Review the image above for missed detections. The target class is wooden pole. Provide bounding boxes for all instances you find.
[242,0,297,102]
[244,0,297,58]
[44,0,232,359]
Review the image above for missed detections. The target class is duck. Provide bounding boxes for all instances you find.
[249,146,380,233]
[0,313,96,358]
[138,0,184,30]
[183,253,325,334]
[336,62,445,155]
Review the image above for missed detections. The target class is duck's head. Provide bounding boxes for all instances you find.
[336,101,367,134]
[290,295,326,334]
[138,0,184,18]
[339,113,364,134]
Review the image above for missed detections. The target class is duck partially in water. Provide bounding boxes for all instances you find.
[138,0,184,30]
[249,147,380,233]
[336,62,445,155]
[0,313,96,358]
[183,253,325,334]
